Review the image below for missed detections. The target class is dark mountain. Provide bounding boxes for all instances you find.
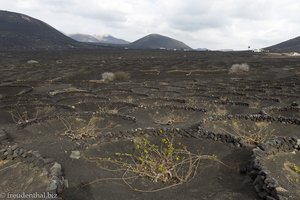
[0,10,79,50]
[69,34,100,43]
[130,34,192,50]
[265,36,300,52]
[93,35,130,45]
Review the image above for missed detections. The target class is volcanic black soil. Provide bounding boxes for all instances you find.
[0,49,299,200]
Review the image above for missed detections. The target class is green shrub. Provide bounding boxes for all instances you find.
[89,130,220,191]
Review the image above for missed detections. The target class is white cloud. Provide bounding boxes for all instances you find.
[0,0,300,49]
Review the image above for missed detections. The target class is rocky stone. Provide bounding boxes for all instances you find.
[50,162,62,176]
[56,181,64,194]
[11,152,18,159]
[18,148,24,155]
[21,152,27,158]
[31,151,41,158]
[291,102,299,107]
[0,153,7,160]
[11,144,19,151]
[27,60,39,64]
[70,151,81,159]
[6,148,13,155]
[0,148,6,154]
[276,187,288,194]
[46,180,58,193]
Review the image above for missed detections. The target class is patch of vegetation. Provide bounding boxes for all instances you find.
[114,71,130,81]
[86,130,221,191]
[101,72,115,83]
[9,106,55,125]
[229,63,250,74]
[101,71,130,83]
[60,115,115,141]
[289,163,300,174]
[60,116,99,140]
[217,121,274,145]
[97,105,120,114]
[152,111,187,125]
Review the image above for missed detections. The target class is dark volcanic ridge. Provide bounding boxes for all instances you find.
[130,34,192,50]
[0,10,192,51]
[3,9,300,52]
[265,36,300,52]
[0,10,80,50]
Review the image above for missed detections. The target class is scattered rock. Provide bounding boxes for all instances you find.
[70,151,81,159]
[11,144,19,151]
[276,186,288,193]
[291,102,299,107]
[46,180,58,192]
[50,162,62,176]
[27,60,39,64]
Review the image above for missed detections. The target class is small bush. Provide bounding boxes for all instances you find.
[60,116,99,140]
[219,121,274,145]
[229,63,250,74]
[102,72,115,82]
[86,130,221,192]
[114,71,130,81]
[101,71,130,82]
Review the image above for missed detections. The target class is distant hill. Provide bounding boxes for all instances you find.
[69,34,99,43]
[69,34,129,45]
[0,10,79,50]
[265,36,300,52]
[196,48,209,51]
[130,34,192,50]
[94,35,130,45]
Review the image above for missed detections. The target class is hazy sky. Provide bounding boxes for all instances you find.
[1,0,300,49]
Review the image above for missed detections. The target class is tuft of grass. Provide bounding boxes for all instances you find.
[229,63,250,74]
[87,130,221,191]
